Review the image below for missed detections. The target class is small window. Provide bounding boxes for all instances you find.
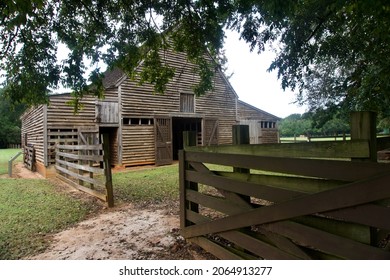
[180,93,195,113]
[123,118,154,126]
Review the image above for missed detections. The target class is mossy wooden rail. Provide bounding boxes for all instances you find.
[179,112,390,259]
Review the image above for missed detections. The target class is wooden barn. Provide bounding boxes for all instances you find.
[21,48,280,177]
[238,100,281,144]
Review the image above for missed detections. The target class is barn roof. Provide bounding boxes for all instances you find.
[102,67,127,89]
[238,100,281,121]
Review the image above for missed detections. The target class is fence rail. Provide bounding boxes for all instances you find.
[179,116,390,260]
[55,133,114,207]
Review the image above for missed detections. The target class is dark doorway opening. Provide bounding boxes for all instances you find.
[172,117,202,160]
[99,127,119,166]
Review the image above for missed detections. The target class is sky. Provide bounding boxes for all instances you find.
[223,30,307,118]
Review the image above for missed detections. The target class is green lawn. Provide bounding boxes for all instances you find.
[113,164,180,203]
[0,148,23,175]
[0,179,95,259]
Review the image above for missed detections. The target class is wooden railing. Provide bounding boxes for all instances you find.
[55,134,114,207]
[180,141,390,259]
[179,113,390,259]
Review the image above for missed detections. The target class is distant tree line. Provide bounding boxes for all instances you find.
[0,89,26,148]
[279,111,390,138]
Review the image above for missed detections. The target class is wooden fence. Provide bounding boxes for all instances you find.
[23,146,35,171]
[55,133,114,207]
[179,113,390,259]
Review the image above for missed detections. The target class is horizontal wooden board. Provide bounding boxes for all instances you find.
[57,144,103,150]
[263,221,390,259]
[184,151,390,181]
[57,174,107,201]
[55,158,105,175]
[56,165,105,188]
[185,140,370,159]
[56,151,103,162]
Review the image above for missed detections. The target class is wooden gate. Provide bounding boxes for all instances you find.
[180,140,390,259]
[155,116,172,166]
[55,133,114,207]
[180,113,390,260]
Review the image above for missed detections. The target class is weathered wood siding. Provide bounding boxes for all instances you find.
[21,105,45,165]
[118,49,238,166]
[122,125,155,166]
[46,94,97,128]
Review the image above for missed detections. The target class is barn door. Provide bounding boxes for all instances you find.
[155,116,172,166]
[204,118,219,146]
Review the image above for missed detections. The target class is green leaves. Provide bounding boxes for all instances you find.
[1,0,389,117]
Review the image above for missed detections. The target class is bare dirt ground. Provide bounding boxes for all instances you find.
[8,163,214,260]
[27,202,211,260]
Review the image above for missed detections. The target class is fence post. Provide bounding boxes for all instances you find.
[181,131,198,228]
[351,111,377,162]
[8,151,23,177]
[102,133,114,207]
[350,111,378,245]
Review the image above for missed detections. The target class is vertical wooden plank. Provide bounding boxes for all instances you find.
[232,125,251,205]
[102,133,114,207]
[118,85,123,165]
[43,105,48,167]
[351,111,377,162]
[350,111,378,246]
[183,131,199,223]
[179,150,187,229]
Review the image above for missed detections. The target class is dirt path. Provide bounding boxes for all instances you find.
[27,204,209,260]
[8,164,213,260]
[1,162,44,179]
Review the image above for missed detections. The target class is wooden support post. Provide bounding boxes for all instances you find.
[351,111,377,162]
[182,131,199,227]
[233,125,250,173]
[350,111,377,245]
[102,133,114,207]
[232,125,251,204]
[8,151,23,177]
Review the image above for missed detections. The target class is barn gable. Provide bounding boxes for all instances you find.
[104,48,239,166]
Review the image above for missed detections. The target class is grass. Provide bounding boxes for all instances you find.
[0,179,94,259]
[112,164,180,203]
[0,149,23,175]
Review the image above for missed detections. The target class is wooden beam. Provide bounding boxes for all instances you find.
[185,140,370,159]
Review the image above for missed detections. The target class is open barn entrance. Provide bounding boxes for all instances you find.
[172,117,202,160]
[99,127,119,166]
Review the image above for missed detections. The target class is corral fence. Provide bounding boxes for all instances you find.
[55,133,114,207]
[179,112,390,259]
[23,145,35,171]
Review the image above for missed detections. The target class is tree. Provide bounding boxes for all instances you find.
[278,114,313,137]
[1,0,389,114]
[0,89,26,148]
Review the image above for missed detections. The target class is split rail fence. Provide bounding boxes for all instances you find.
[179,112,390,259]
[55,133,114,207]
